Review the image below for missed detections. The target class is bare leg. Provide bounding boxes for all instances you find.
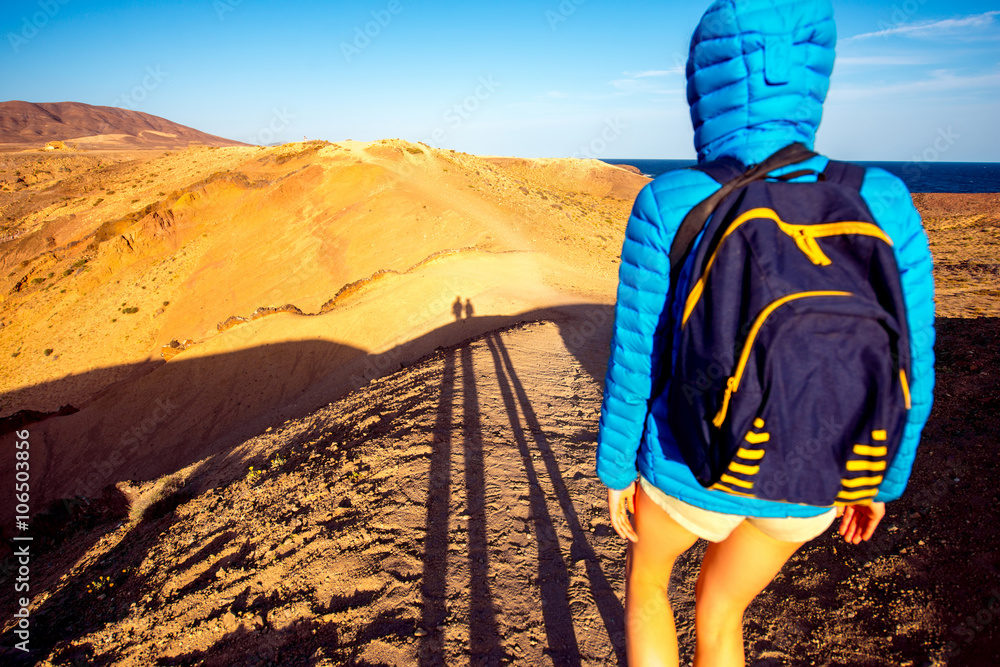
[626,485,699,667]
[693,521,804,667]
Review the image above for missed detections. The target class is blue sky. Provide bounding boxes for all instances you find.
[2,0,998,160]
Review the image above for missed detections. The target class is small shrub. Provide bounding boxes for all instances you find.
[246,466,263,485]
[43,348,53,356]
[131,474,188,522]
[87,575,115,597]
[122,306,139,314]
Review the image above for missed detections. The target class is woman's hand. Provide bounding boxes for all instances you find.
[838,501,885,544]
[608,482,639,543]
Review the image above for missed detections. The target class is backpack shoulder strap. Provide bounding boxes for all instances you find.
[668,143,818,284]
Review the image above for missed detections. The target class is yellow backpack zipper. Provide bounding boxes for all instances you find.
[682,207,893,328]
[711,290,854,428]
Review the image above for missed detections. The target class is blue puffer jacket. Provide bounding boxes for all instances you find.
[596,0,935,517]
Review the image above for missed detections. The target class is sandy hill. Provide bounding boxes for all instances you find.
[0,141,998,665]
[0,101,247,150]
[0,138,646,521]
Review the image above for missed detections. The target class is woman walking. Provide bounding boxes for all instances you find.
[596,1,935,664]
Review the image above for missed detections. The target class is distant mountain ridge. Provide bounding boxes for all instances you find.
[0,101,247,149]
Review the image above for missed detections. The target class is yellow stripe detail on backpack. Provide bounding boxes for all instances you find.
[717,474,754,490]
[836,436,891,503]
[681,207,893,327]
[900,370,912,410]
[853,444,887,457]
[727,461,760,476]
[840,475,883,488]
[709,484,756,498]
[736,446,765,459]
[710,439,768,496]
[837,488,879,501]
[846,460,887,472]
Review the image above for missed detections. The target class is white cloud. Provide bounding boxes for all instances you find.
[835,55,935,66]
[843,10,1000,43]
[830,68,1000,102]
[609,78,682,95]
[609,67,686,95]
[622,67,684,78]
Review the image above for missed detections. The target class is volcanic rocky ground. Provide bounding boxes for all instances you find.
[0,138,998,666]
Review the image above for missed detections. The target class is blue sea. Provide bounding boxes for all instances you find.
[601,159,1000,194]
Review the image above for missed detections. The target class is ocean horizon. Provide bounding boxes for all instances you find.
[600,159,1000,194]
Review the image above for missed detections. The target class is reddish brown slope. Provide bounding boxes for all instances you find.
[0,100,247,148]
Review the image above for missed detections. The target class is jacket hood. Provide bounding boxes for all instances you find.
[687,0,836,165]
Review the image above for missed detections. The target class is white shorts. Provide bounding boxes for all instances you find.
[639,476,837,543]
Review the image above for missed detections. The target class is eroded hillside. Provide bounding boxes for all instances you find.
[0,139,646,521]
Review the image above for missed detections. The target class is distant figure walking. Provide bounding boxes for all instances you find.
[464,299,475,319]
[452,296,463,320]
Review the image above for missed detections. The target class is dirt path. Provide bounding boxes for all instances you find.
[1,320,629,666]
[3,312,1000,666]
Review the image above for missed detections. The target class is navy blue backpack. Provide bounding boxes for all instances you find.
[666,144,912,507]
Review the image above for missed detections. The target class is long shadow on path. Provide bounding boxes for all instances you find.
[489,334,625,665]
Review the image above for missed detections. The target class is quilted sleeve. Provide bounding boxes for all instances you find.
[596,183,672,490]
[861,168,936,503]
